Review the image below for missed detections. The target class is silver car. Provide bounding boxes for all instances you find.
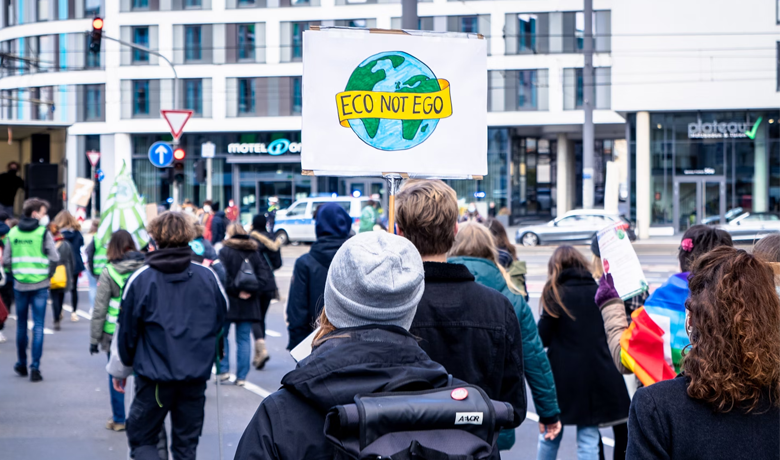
[717,212,780,242]
[515,209,635,247]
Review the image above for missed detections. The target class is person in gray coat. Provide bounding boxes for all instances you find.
[49,223,74,331]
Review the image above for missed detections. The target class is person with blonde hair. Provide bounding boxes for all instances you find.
[54,210,84,322]
[449,222,561,450]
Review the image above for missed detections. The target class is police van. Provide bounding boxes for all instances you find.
[273,196,371,244]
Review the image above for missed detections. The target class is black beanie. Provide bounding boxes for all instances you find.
[591,235,600,258]
[252,213,268,231]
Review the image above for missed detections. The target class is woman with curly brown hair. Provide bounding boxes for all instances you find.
[627,246,780,459]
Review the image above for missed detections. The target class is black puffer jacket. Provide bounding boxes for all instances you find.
[537,268,631,426]
[235,326,494,460]
[218,235,275,323]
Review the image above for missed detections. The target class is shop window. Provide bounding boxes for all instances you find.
[238,78,255,114]
[185,26,202,62]
[133,80,150,116]
[133,27,150,63]
[238,24,255,61]
[184,79,202,115]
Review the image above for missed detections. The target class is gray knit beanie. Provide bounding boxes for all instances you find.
[324,231,425,330]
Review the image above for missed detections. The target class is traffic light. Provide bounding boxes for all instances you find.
[89,17,103,54]
[194,159,206,183]
[173,148,186,183]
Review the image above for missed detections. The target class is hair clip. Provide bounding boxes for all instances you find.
[681,238,694,252]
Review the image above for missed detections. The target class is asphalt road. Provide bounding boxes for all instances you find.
[0,241,681,460]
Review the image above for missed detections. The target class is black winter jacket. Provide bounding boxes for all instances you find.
[210,211,227,244]
[285,235,349,349]
[218,235,275,323]
[410,262,526,429]
[235,326,495,460]
[628,375,780,459]
[250,230,282,272]
[60,229,85,275]
[117,246,228,382]
[537,268,630,426]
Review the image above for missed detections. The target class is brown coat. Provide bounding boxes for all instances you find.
[600,298,633,374]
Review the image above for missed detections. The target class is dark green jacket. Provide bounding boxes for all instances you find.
[449,257,561,428]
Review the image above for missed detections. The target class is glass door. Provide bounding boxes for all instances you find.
[674,178,726,234]
[256,181,294,214]
[677,181,699,234]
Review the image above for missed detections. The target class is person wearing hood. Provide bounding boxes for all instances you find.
[48,222,75,331]
[209,202,227,245]
[89,230,144,432]
[188,217,226,286]
[449,223,561,451]
[53,210,85,322]
[116,212,227,460]
[217,223,275,385]
[3,198,59,382]
[285,202,352,350]
[249,213,281,369]
[235,231,460,459]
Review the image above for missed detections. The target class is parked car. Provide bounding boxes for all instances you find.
[702,207,744,226]
[273,196,370,244]
[515,209,636,247]
[717,211,780,242]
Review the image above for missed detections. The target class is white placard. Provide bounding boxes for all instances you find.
[597,222,648,300]
[302,28,487,177]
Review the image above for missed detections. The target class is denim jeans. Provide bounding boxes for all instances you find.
[537,425,600,460]
[88,272,98,315]
[219,322,252,380]
[107,353,126,423]
[14,288,49,370]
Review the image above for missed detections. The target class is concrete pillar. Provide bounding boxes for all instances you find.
[753,120,768,212]
[636,112,651,239]
[556,133,572,216]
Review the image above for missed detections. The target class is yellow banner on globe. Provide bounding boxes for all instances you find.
[336,79,453,127]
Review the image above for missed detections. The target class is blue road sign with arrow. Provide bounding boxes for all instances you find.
[148,141,174,168]
[96,169,105,181]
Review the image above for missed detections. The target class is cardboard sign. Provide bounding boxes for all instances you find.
[597,222,648,300]
[302,28,487,178]
[72,178,95,208]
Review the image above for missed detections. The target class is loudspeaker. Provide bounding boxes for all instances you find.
[31,133,50,164]
[25,163,62,217]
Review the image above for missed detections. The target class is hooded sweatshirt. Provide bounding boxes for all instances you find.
[117,246,227,382]
[60,229,85,275]
[91,251,145,348]
[235,326,473,460]
[2,216,59,291]
[285,203,352,350]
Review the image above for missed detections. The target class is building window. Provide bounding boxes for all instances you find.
[489,70,548,112]
[292,77,302,115]
[85,84,103,121]
[518,14,538,53]
[460,16,477,33]
[85,33,101,69]
[238,24,255,61]
[133,0,149,9]
[85,0,101,16]
[563,67,611,110]
[238,78,255,114]
[133,27,150,63]
[291,22,307,61]
[185,26,202,62]
[185,0,202,7]
[184,79,202,115]
[238,0,255,5]
[133,80,150,116]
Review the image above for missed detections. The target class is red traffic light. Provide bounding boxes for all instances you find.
[92,17,104,30]
[173,148,186,160]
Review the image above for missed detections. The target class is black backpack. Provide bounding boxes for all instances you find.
[233,257,260,293]
[324,384,513,460]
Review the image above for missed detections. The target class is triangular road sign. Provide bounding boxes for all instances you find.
[161,110,193,140]
[86,150,101,167]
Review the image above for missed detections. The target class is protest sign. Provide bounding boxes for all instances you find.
[71,178,95,208]
[597,222,648,299]
[302,27,487,178]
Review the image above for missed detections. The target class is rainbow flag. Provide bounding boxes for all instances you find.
[619,273,689,386]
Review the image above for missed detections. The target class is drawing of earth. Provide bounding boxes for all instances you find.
[345,51,440,151]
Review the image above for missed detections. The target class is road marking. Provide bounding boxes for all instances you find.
[211,369,273,398]
[6,315,54,334]
[63,303,92,320]
[526,411,615,446]
[265,329,282,338]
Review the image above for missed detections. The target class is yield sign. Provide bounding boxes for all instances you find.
[161,109,193,140]
[86,150,100,167]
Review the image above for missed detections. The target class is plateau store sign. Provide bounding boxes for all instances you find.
[227,139,301,156]
[687,118,761,140]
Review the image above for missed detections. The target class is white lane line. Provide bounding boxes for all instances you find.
[6,315,53,334]
[211,369,273,399]
[265,329,282,338]
[525,411,614,445]
[63,303,92,320]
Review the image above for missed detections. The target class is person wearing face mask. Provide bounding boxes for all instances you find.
[0,162,24,217]
[200,200,214,243]
[460,202,485,223]
[2,198,60,382]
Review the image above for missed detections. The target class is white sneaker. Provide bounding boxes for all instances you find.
[71,312,79,322]
[0,332,6,343]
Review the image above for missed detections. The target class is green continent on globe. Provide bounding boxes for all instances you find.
[345,55,406,139]
[397,75,441,140]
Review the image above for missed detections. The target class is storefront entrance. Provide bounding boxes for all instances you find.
[255,179,311,215]
[673,177,726,233]
[345,178,386,210]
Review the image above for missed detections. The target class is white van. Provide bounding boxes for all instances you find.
[273,196,371,243]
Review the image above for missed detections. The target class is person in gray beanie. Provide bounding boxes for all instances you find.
[236,232,465,460]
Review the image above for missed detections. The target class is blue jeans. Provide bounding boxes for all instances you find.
[219,322,252,381]
[14,288,49,370]
[537,425,600,460]
[88,272,98,314]
[107,353,126,423]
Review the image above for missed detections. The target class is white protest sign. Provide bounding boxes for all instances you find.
[302,28,487,177]
[597,222,648,300]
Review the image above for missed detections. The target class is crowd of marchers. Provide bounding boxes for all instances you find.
[0,178,778,460]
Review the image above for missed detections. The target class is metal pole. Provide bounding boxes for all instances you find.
[384,174,403,234]
[401,0,418,30]
[91,165,97,218]
[206,158,213,200]
[582,0,595,209]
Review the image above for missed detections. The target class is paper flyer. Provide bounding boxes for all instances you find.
[597,222,648,300]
